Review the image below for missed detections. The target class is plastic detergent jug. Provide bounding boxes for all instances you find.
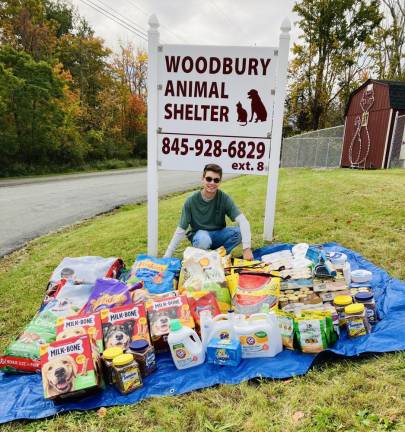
[233,313,282,358]
[168,319,205,370]
[200,310,236,350]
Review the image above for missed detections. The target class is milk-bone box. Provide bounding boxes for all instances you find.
[40,334,102,400]
[100,302,151,350]
[56,312,104,352]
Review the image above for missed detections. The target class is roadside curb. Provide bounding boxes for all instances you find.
[0,167,147,188]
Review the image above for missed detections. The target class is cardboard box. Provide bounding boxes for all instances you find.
[146,295,194,352]
[100,303,150,350]
[40,334,102,400]
[56,312,104,352]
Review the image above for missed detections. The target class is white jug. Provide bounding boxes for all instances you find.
[200,311,236,350]
[168,319,205,369]
[233,312,283,358]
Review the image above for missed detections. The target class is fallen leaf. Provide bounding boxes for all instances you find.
[97,407,107,417]
[346,220,352,224]
[292,411,305,423]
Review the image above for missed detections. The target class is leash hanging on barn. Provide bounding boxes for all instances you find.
[348,86,375,168]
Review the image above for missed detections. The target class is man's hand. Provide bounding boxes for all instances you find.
[242,247,254,261]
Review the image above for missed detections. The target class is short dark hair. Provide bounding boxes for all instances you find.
[203,164,222,179]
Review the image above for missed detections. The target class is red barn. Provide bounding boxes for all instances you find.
[341,79,405,169]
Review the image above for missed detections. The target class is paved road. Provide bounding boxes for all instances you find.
[0,168,236,257]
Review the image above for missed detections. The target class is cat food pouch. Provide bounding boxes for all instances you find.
[294,313,328,353]
[276,311,295,350]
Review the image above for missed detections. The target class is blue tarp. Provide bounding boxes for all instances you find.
[0,243,404,424]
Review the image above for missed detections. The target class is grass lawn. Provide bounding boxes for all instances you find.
[0,168,404,431]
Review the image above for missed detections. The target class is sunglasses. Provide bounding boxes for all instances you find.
[204,176,221,183]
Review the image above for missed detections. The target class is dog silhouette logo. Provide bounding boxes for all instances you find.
[247,89,267,122]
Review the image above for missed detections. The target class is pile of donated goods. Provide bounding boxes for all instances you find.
[0,243,377,399]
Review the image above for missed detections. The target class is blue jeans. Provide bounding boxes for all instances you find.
[191,227,242,254]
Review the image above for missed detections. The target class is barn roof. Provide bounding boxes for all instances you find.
[345,79,405,115]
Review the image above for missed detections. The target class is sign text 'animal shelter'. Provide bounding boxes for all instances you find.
[157,45,278,175]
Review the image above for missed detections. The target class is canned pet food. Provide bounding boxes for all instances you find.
[112,353,142,394]
[102,347,123,385]
[354,291,377,323]
[279,296,289,309]
[288,295,300,304]
[344,303,371,337]
[128,339,157,378]
[298,293,307,303]
[350,288,359,296]
[333,295,353,326]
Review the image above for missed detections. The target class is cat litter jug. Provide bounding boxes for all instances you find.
[168,319,205,369]
[233,312,283,358]
[200,310,236,350]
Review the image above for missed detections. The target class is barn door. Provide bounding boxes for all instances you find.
[387,113,405,168]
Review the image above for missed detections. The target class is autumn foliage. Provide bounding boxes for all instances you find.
[0,0,147,176]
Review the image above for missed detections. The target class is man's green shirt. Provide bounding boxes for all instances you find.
[179,190,241,239]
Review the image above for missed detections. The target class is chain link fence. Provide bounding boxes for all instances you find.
[281,125,344,168]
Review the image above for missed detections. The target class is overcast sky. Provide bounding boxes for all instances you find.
[69,0,301,53]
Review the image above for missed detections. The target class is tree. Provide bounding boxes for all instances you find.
[0,46,65,166]
[0,0,58,61]
[288,0,382,131]
[369,0,405,79]
[56,28,112,111]
[113,42,148,97]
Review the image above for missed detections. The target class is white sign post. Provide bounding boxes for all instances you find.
[147,15,290,254]
[147,14,159,256]
[263,18,291,240]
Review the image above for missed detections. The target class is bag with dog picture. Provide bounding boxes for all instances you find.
[0,282,95,374]
[42,257,124,309]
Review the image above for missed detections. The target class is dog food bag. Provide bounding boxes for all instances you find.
[56,312,104,352]
[130,255,181,294]
[146,295,194,352]
[1,318,55,373]
[39,282,95,321]
[81,278,140,314]
[101,303,150,350]
[40,334,102,400]
[1,282,94,374]
[187,292,221,326]
[232,272,280,315]
[179,247,226,292]
[49,256,124,285]
[276,311,295,350]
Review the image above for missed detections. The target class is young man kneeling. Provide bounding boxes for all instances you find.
[164,164,253,260]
